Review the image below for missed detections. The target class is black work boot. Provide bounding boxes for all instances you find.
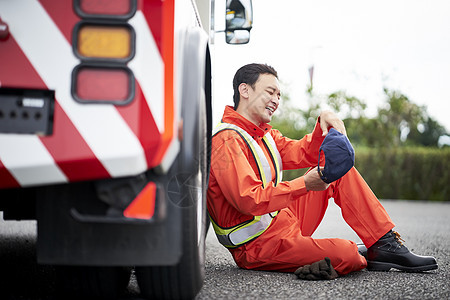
[367,230,438,272]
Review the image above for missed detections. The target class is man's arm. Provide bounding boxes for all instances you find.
[306,110,346,191]
[272,119,325,170]
[210,132,308,216]
[271,110,345,191]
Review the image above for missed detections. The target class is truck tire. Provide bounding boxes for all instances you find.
[136,86,209,300]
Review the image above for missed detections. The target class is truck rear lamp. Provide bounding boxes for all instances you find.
[72,65,134,105]
[74,0,137,20]
[75,23,135,61]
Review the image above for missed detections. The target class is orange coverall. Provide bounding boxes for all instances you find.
[207,106,395,275]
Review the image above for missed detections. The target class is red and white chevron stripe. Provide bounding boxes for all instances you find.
[0,0,178,188]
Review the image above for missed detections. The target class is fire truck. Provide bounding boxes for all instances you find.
[0,0,252,298]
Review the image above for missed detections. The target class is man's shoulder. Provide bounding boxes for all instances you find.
[213,127,244,143]
[212,127,252,152]
[267,128,285,141]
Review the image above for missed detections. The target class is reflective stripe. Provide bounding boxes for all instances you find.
[0,0,148,178]
[210,211,279,248]
[213,123,282,187]
[0,135,68,187]
[229,212,276,245]
[129,11,164,132]
[262,133,283,184]
[211,122,283,248]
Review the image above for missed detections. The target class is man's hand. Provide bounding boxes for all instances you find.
[319,110,346,136]
[304,167,329,191]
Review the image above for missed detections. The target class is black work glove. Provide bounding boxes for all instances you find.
[294,257,338,280]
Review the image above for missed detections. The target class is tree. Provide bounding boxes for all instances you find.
[376,88,448,148]
[407,115,447,147]
[271,86,448,148]
[377,88,424,147]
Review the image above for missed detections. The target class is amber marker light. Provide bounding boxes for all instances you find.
[77,25,133,60]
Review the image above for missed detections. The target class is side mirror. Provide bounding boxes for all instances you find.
[225,0,252,44]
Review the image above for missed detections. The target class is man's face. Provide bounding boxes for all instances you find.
[241,74,281,125]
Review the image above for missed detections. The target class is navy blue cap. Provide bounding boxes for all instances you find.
[318,128,355,184]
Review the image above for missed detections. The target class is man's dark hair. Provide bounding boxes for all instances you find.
[232,63,278,110]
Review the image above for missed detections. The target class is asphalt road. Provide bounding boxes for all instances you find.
[199,200,450,299]
[0,200,449,299]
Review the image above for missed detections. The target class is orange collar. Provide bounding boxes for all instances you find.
[221,106,272,138]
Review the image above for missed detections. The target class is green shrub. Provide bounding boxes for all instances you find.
[355,147,449,201]
[282,147,450,201]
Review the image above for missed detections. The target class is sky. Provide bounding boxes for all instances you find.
[211,0,450,137]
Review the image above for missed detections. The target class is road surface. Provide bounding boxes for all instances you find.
[198,199,449,299]
[0,200,449,299]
